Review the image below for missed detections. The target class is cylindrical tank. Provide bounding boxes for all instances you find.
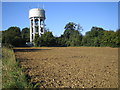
[29,8,45,19]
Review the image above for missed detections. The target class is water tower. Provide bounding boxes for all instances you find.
[29,8,46,42]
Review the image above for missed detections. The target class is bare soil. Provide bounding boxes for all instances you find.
[14,47,118,88]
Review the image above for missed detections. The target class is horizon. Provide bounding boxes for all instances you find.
[2,2,118,36]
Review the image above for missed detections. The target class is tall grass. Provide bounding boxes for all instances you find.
[2,47,32,88]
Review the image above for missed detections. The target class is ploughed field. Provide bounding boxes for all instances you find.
[14,47,118,88]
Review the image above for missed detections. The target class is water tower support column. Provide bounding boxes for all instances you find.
[43,20,45,34]
[33,17,35,40]
[30,18,32,42]
[38,18,41,36]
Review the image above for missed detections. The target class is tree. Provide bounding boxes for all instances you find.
[66,30,82,46]
[2,27,25,47]
[62,22,83,46]
[55,35,66,47]
[33,31,56,47]
[82,27,119,47]
[82,27,105,46]
[40,32,56,46]
[64,22,77,30]
[34,34,40,47]
[2,24,119,48]
[21,28,30,42]
[116,29,120,47]
[101,31,117,47]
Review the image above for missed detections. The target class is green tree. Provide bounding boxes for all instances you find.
[39,32,56,46]
[62,22,83,46]
[82,27,119,47]
[2,27,25,47]
[66,30,82,46]
[82,27,104,46]
[34,34,40,47]
[21,27,30,42]
[55,36,66,47]
[33,31,56,47]
[101,31,117,47]
[116,29,120,47]
[64,22,77,30]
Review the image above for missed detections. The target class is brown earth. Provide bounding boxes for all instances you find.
[14,47,118,88]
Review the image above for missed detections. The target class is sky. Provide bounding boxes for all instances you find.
[2,2,118,36]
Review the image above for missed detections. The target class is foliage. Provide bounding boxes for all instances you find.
[82,27,105,46]
[2,48,32,88]
[54,36,66,47]
[62,22,83,46]
[2,22,120,47]
[116,29,120,47]
[2,27,25,47]
[21,27,30,42]
[82,27,119,47]
[34,32,56,47]
[34,34,40,47]
[64,22,77,30]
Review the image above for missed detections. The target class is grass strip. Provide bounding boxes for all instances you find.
[2,47,32,88]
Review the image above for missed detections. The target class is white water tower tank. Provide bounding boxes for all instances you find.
[29,8,45,19]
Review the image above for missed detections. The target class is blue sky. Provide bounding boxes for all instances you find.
[2,2,118,36]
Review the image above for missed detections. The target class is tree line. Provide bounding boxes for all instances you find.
[2,22,120,47]
[2,27,29,47]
